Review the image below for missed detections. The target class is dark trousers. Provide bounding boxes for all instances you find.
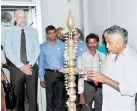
[45,70,65,111]
[83,81,102,111]
[10,63,38,111]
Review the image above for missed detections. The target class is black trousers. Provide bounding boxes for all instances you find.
[10,63,38,111]
[83,81,102,111]
[45,70,65,111]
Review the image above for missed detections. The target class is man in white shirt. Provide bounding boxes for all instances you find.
[88,25,137,111]
[77,33,106,111]
[122,28,137,111]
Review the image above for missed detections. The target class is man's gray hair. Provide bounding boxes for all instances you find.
[105,25,125,39]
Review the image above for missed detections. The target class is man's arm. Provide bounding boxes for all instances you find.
[88,70,120,92]
[77,55,86,104]
[29,30,40,66]
[119,60,137,96]
[38,47,45,82]
[88,53,120,92]
[105,76,120,92]
[4,29,24,68]
[38,47,46,88]
[77,55,85,94]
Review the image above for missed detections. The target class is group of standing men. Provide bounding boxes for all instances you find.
[3,9,137,111]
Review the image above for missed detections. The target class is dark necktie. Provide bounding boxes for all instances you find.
[20,29,27,64]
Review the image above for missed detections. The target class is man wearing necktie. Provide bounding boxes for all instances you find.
[4,9,40,111]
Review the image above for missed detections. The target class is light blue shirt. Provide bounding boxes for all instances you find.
[38,39,64,81]
[75,40,88,66]
[4,25,40,68]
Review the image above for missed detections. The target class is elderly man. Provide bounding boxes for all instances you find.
[88,25,137,111]
[122,28,137,111]
[4,9,40,111]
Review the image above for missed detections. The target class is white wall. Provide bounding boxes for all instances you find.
[41,0,82,41]
[87,0,110,43]
[110,0,137,51]
[84,0,137,51]
[88,0,110,34]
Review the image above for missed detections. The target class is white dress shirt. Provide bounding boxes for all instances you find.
[124,45,137,59]
[103,46,137,111]
[77,50,106,94]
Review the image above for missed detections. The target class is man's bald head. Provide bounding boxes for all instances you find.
[14,9,26,28]
[56,27,64,41]
[15,9,25,16]
[56,27,63,33]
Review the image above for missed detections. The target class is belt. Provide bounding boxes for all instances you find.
[84,80,102,88]
[45,69,59,73]
[84,80,95,85]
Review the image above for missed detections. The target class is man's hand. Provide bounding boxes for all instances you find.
[88,70,120,92]
[24,64,32,75]
[25,64,32,70]
[40,81,46,88]
[20,64,32,75]
[87,70,107,84]
[80,93,85,104]
[2,63,9,70]
[1,73,6,81]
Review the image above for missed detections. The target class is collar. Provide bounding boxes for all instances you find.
[15,24,28,30]
[87,49,99,57]
[120,45,130,56]
[110,45,128,61]
[47,39,60,44]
